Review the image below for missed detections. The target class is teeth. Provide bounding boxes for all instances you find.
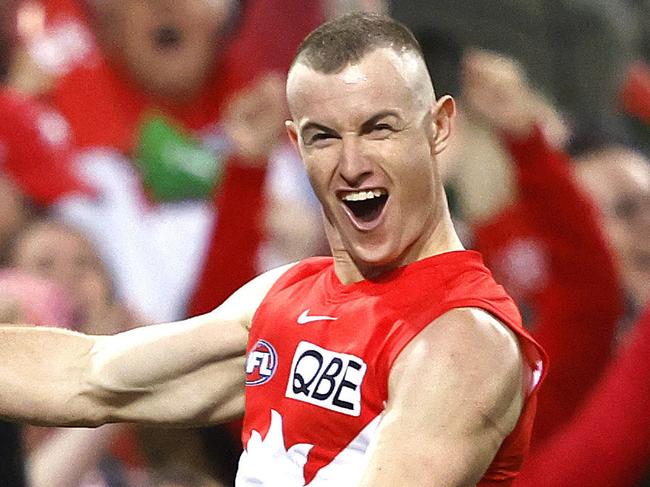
[342,189,386,202]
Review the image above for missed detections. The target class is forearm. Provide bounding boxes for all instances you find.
[0,326,102,426]
[501,127,622,439]
[189,160,266,315]
[501,125,620,299]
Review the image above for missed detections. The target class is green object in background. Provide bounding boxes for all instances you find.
[136,115,225,202]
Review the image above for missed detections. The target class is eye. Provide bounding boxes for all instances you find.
[373,123,393,132]
[367,123,395,139]
[313,133,333,141]
[307,132,338,146]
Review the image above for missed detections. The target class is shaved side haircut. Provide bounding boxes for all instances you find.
[293,12,425,74]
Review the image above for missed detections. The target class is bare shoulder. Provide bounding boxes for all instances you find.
[391,307,523,380]
[358,309,529,485]
[389,307,525,437]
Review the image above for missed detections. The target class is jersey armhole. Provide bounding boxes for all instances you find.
[248,257,333,335]
[376,298,547,400]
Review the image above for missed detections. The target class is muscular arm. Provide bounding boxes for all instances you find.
[463,50,622,443]
[358,308,525,487]
[0,264,293,428]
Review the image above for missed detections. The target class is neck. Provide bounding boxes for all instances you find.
[330,206,464,285]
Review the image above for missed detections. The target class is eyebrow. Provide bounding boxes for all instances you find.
[300,110,403,138]
[299,122,336,137]
[360,110,402,133]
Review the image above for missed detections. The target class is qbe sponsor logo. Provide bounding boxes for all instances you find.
[245,339,278,386]
[286,341,367,416]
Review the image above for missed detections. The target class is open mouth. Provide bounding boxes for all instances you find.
[341,189,389,224]
[153,25,183,50]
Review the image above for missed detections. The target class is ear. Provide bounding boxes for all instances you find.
[430,95,456,155]
[286,120,299,149]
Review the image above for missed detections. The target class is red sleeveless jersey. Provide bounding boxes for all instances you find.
[238,251,547,486]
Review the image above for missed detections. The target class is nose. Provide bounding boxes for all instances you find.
[338,136,374,187]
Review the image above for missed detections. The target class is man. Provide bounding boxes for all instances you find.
[513,146,650,487]
[0,13,545,486]
[574,145,650,315]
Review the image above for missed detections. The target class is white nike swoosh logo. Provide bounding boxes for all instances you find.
[297,309,338,325]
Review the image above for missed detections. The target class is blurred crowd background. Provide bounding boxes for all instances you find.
[0,0,648,486]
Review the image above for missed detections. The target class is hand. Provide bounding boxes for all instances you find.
[222,73,287,164]
[461,49,540,138]
[461,49,569,145]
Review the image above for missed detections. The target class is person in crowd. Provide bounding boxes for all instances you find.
[512,140,650,487]
[0,227,134,487]
[13,0,323,324]
[8,4,323,476]
[0,3,89,483]
[6,220,239,486]
[443,47,650,487]
[574,143,650,315]
[10,220,135,334]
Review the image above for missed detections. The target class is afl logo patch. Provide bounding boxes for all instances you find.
[245,340,278,386]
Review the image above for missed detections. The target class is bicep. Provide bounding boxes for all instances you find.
[358,308,525,487]
[88,263,296,426]
[103,353,248,426]
[87,316,248,426]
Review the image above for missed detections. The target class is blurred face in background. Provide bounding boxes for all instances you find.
[575,147,650,309]
[11,221,113,324]
[91,0,237,101]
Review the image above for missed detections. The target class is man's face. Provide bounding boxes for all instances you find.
[96,0,235,101]
[575,148,650,308]
[287,48,452,271]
